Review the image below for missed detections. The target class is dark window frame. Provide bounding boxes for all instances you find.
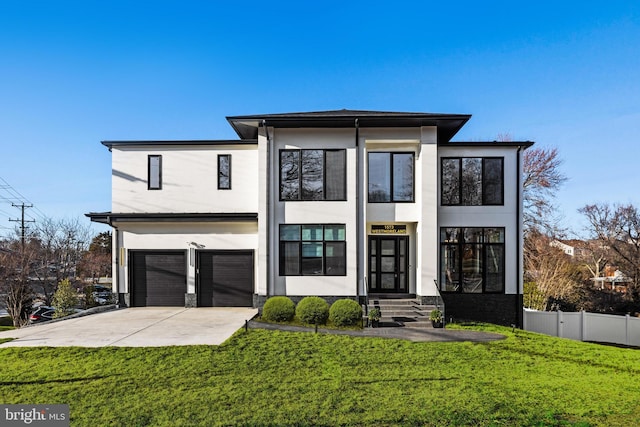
[367,152,415,203]
[279,149,347,201]
[217,154,231,190]
[279,224,347,276]
[440,227,505,294]
[148,155,162,190]
[440,157,504,206]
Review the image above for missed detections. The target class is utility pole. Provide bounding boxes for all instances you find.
[10,203,35,250]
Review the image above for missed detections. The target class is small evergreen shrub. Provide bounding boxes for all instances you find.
[52,279,79,318]
[262,296,295,322]
[83,284,99,309]
[329,299,363,326]
[295,296,329,325]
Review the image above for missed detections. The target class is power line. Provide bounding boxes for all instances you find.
[9,203,35,248]
[0,176,47,221]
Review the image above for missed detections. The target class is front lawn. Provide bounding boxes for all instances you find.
[0,324,638,426]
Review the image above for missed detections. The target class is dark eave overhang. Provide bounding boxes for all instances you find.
[226,110,471,144]
[101,139,257,149]
[441,141,535,148]
[85,212,258,225]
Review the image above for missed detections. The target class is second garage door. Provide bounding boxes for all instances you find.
[197,250,254,307]
[130,251,187,307]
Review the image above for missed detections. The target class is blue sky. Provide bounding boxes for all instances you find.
[1,1,639,238]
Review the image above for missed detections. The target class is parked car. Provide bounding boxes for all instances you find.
[92,285,113,304]
[29,306,55,323]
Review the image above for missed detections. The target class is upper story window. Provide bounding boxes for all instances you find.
[148,155,162,190]
[218,154,231,190]
[279,149,346,201]
[441,157,503,206]
[279,224,346,276]
[368,152,414,202]
[440,227,505,293]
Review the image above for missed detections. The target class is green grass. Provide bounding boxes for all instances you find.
[1,324,639,426]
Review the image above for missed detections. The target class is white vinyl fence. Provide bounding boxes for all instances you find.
[523,309,640,347]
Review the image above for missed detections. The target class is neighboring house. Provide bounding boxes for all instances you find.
[550,239,589,257]
[87,109,533,326]
[592,266,632,293]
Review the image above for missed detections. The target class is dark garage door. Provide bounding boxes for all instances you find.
[130,251,187,307]
[197,251,254,307]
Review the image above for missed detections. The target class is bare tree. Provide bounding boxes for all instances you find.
[522,147,568,236]
[0,237,35,327]
[579,203,640,299]
[524,232,582,311]
[579,239,609,283]
[77,231,112,283]
[29,217,92,305]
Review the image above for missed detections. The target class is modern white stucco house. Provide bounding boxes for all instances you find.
[88,109,533,326]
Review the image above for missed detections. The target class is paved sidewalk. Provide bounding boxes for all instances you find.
[249,320,505,342]
[0,307,258,347]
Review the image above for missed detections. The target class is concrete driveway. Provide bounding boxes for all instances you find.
[0,307,258,347]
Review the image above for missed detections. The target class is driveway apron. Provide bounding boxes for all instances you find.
[0,307,258,347]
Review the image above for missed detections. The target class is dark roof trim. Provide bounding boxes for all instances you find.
[86,212,258,225]
[440,141,535,148]
[226,109,471,144]
[101,139,257,149]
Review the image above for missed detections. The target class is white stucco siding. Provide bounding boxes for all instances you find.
[271,128,358,296]
[437,146,522,295]
[114,222,258,295]
[419,139,439,297]
[111,144,258,213]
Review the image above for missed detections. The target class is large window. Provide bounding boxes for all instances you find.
[280,149,346,201]
[441,157,503,205]
[218,154,231,189]
[279,224,346,276]
[368,152,414,202]
[440,227,505,293]
[148,155,162,190]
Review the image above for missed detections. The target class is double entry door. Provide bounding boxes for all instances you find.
[368,236,409,293]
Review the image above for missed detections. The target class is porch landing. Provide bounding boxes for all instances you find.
[367,298,442,328]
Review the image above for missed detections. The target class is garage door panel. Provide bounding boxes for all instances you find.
[198,251,254,307]
[130,251,186,307]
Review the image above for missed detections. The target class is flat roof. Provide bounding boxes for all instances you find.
[86,212,258,225]
[101,139,257,149]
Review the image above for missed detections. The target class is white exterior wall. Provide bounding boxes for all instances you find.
[114,222,258,295]
[419,127,439,296]
[271,128,358,296]
[362,127,433,296]
[111,145,258,213]
[437,146,523,294]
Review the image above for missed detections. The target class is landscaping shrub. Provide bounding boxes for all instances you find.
[83,284,100,309]
[52,279,79,318]
[261,296,295,322]
[295,296,329,325]
[329,299,363,326]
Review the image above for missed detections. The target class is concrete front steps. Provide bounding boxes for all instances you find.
[367,298,441,328]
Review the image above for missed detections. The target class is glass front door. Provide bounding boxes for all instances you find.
[368,236,408,293]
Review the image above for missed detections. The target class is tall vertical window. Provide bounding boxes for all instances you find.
[279,224,346,276]
[440,227,505,293]
[441,157,503,205]
[148,155,162,190]
[218,154,231,189]
[368,152,414,202]
[279,149,346,201]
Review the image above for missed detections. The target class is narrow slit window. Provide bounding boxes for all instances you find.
[218,154,231,190]
[148,155,162,190]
